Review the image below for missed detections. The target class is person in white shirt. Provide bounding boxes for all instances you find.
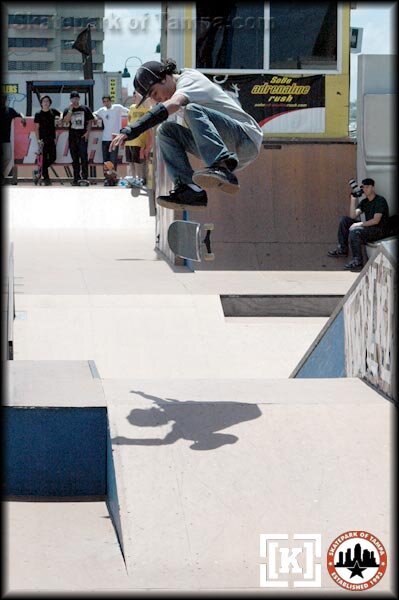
[110,59,263,210]
[93,96,129,173]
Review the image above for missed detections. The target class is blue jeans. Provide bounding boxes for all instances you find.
[102,140,118,170]
[338,215,386,262]
[157,103,259,186]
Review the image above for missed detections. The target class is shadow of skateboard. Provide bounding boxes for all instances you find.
[167,220,214,262]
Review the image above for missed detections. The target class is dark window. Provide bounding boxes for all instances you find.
[8,38,49,48]
[61,17,99,29]
[196,3,264,69]
[8,14,49,26]
[8,61,52,70]
[61,63,83,71]
[61,39,97,49]
[269,2,337,70]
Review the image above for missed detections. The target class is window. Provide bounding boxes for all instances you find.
[195,1,338,72]
[8,14,49,26]
[196,3,264,70]
[61,17,99,29]
[61,62,83,71]
[8,61,52,70]
[61,39,97,49]
[270,2,337,70]
[8,38,49,48]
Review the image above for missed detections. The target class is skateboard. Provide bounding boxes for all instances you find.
[116,176,148,197]
[167,220,214,262]
[78,179,90,186]
[32,140,44,185]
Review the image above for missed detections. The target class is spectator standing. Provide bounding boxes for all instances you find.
[62,91,94,185]
[1,93,26,184]
[93,95,129,178]
[125,91,153,186]
[33,95,61,185]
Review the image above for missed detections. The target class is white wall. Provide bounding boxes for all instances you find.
[356,54,397,213]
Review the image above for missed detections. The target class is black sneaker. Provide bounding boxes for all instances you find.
[43,178,52,186]
[327,247,348,257]
[344,259,363,271]
[192,164,239,194]
[71,180,79,186]
[157,184,208,210]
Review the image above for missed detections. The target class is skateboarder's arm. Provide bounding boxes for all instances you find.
[111,428,180,446]
[162,92,189,114]
[110,94,187,150]
[110,103,169,149]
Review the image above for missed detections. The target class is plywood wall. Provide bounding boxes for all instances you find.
[169,140,357,270]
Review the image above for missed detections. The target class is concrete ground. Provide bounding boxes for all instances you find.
[5,186,394,595]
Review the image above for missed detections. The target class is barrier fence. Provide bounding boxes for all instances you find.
[5,117,131,181]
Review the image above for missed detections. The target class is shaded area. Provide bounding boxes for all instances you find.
[4,407,107,496]
[111,390,262,451]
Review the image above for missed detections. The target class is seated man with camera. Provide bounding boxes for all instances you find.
[328,178,390,271]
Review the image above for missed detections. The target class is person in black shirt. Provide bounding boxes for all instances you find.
[34,95,61,185]
[328,178,390,271]
[1,93,26,184]
[62,91,94,185]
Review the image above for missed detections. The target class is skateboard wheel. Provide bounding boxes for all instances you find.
[130,187,140,197]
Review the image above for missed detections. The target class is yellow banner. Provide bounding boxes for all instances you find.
[109,79,117,103]
[2,84,19,94]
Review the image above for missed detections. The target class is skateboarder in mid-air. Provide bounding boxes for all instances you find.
[110,59,263,210]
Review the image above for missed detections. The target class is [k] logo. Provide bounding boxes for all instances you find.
[260,534,322,588]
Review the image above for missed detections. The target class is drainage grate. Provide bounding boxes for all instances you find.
[220,295,344,317]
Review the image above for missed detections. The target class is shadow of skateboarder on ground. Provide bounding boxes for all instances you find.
[111,390,262,450]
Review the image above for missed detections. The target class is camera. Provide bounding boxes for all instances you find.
[348,178,364,198]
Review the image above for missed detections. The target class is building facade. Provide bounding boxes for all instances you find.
[7,3,105,73]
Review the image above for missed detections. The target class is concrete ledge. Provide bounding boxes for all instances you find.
[366,236,397,260]
[5,360,105,407]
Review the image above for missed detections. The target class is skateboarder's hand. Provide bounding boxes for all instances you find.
[109,133,127,151]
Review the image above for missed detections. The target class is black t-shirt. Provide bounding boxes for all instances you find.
[0,106,22,142]
[34,108,61,140]
[358,194,389,229]
[62,105,94,138]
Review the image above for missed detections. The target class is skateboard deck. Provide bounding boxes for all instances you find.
[117,176,148,196]
[32,141,44,185]
[167,220,214,262]
[129,181,147,197]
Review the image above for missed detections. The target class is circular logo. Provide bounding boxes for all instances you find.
[327,531,387,591]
